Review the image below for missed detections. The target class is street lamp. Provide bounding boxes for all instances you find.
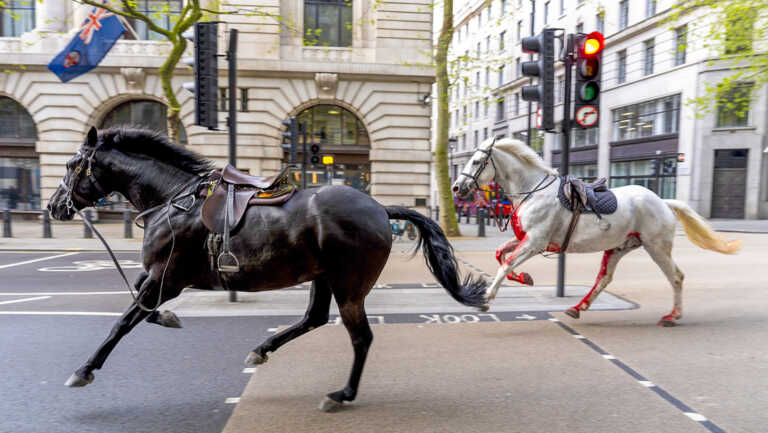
[448,136,458,180]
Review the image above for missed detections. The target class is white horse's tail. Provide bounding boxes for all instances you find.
[664,200,742,254]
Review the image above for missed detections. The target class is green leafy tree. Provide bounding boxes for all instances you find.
[668,0,767,119]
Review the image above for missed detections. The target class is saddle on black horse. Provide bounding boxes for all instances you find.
[201,165,296,272]
[556,176,618,252]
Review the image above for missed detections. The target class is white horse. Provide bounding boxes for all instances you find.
[452,137,742,326]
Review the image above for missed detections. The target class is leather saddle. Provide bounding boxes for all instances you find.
[201,165,295,272]
[557,176,617,219]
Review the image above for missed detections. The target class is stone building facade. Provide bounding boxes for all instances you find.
[435,0,767,219]
[0,0,434,211]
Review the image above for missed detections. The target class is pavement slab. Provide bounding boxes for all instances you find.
[223,322,708,433]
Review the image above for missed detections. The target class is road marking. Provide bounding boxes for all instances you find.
[0,252,79,270]
[0,311,121,316]
[0,296,51,306]
[0,291,130,296]
[242,368,256,374]
[225,397,240,404]
[551,320,727,433]
[548,318,560,322]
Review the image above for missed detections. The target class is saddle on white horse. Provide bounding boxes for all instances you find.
[558,176,617,219]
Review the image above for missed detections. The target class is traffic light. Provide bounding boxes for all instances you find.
[309,143,322,165]
[574,31,604,129]
[182,22,219,130]
[282,117,299,163]
[520,28,556,131]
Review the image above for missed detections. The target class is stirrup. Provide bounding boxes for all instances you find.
[217,251,240,273]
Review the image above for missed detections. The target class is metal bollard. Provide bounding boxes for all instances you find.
[83,209,93,239]
[2,209,11,237]
[477,207,486,237]
[42,209,52,238]
[465,208,470,224]
[123,210,133,239]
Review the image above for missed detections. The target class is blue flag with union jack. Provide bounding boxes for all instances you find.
[47,6,126,83]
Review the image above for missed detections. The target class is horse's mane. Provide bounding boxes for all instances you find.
[99,126,214,175]
[492,138,558,175]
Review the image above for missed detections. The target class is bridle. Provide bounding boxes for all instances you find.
[59,146,111,212]
[460,137,497,193]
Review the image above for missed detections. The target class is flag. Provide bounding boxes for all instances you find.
[47,6,126,83]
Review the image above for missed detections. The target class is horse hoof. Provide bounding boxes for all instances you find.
[564,307,580,319]
[318,396,343,413]
[520,273,534,286]
[658,318,677,327]
[244,351,268,366]
[477,304,490,312]
[65,371,94,387]
[159,311,183,328]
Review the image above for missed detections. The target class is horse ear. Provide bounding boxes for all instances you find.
[86,127,98,148]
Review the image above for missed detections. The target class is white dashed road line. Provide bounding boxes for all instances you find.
[0,296,51,305]
[0,252,79,270]
[0,311,121,316]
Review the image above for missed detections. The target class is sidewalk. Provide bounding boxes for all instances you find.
[1,217,766,252]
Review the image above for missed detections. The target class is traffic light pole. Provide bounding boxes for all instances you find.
[301,121,308,189]
[556,33,574,299]
[526,0,535,148]
[227,28,238,303]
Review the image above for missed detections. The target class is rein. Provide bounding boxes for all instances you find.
[61,146,203,313]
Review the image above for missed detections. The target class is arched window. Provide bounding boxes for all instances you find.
[285,104,370,193]
[0,0,35,37]
[0,97,39,209]
[101,100,187,144]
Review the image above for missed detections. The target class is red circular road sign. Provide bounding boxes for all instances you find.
[575,105,598,127]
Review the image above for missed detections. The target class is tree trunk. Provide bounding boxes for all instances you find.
[435,0,461,236]
[159,37,187,144]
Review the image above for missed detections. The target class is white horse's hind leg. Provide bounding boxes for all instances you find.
[643,241,684,327]
[565,234,642,319]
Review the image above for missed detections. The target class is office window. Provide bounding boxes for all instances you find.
[644,38,654,76]
[560,0,565,15]
[501,0,506,15]
[499,65,505,86]
[619,0,629,30]
[476,71,480,90]
[486,35,491,52]
[496,98,505,121]
[596,13,604,34]
[675,25,687,66]
[610,158,677,199]
[513,93,520,116]
[576,22,583,34]
[515,57,521,78]
[240,88,249,112]
[646,0,656,17]
[476,42,481,58]
[499,31,506,50]
[304,0,352,47]
[716,83,753,127]
[617,50,627,84]
[463,105,467,123]
[485,67,490,85]
[478,10,482,26]
[612,94,681,141]
[0,0,35,37]
[483,127,489,140]
[487,4,492,20]
[484,98,489,118]
[544,2,550,24]
[516,20,522,42]
[475,101,480,118]
[724,10,755,54]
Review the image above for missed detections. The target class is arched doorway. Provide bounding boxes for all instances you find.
[284,104,370,193]
[100,100,187,144]
[0,96,39,209]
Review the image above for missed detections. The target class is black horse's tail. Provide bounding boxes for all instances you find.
[385,206,487,308]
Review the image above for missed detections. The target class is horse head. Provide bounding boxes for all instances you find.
[452,136,497,199]
[48,127,110,221]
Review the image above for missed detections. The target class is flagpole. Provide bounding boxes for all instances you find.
[116,15,139,40]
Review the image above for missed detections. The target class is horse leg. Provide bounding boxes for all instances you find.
[244,278,333,366]
[486,238,542,302]
[565,236,642,319]
[319,297,373,412]
[643,241,684,327]
[66,276,176,387]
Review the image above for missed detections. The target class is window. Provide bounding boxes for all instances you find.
[487,4,492,20]
[513,130,544,152]
[293,104,370,151]
[516,20,522,42]
[486,35,491,52]
[498,65,505,86]
[0,0,35,37]
[241,88,249,112]
[483,127,489,140]
[513,93,520,116]
[499,31,506,51]
[645,0,656,17]
[474,101,479,118]
[304,0,352,47]
[0,97,37,140]
[125,0,183,40]
[478,10,482,27]
[462,105,467,123]
[596,13,604,34]
[610,158,677,199]
[102,100,187,144]
[716,83,753,127]
[552,127,598,150]
[496,98,505,122]
[501,0,506,15]
[219,88,228,112]
[644,39,654,76]
[560,0,565,15]
[476,71,480,90]
[617,50,627,84]
[474,130,479,147]
[612,94,681,141]
[515,57,521,78]
[485,67,490,85]
[570,164,598,183]
[476,42,481,58]
[675,25,687,66]
[544,2,550,24]
[576,22,583,34]
[484,98,489,118]
[461,134,466,150]
[619,0,629,30]
[725,10,754,54]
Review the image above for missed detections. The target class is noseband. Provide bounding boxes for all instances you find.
[460,138,497,192]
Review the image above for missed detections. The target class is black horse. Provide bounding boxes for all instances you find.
[48,126,487,410]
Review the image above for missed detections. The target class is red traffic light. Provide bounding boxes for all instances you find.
[310,144,320,153]
[581,31,604,57]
